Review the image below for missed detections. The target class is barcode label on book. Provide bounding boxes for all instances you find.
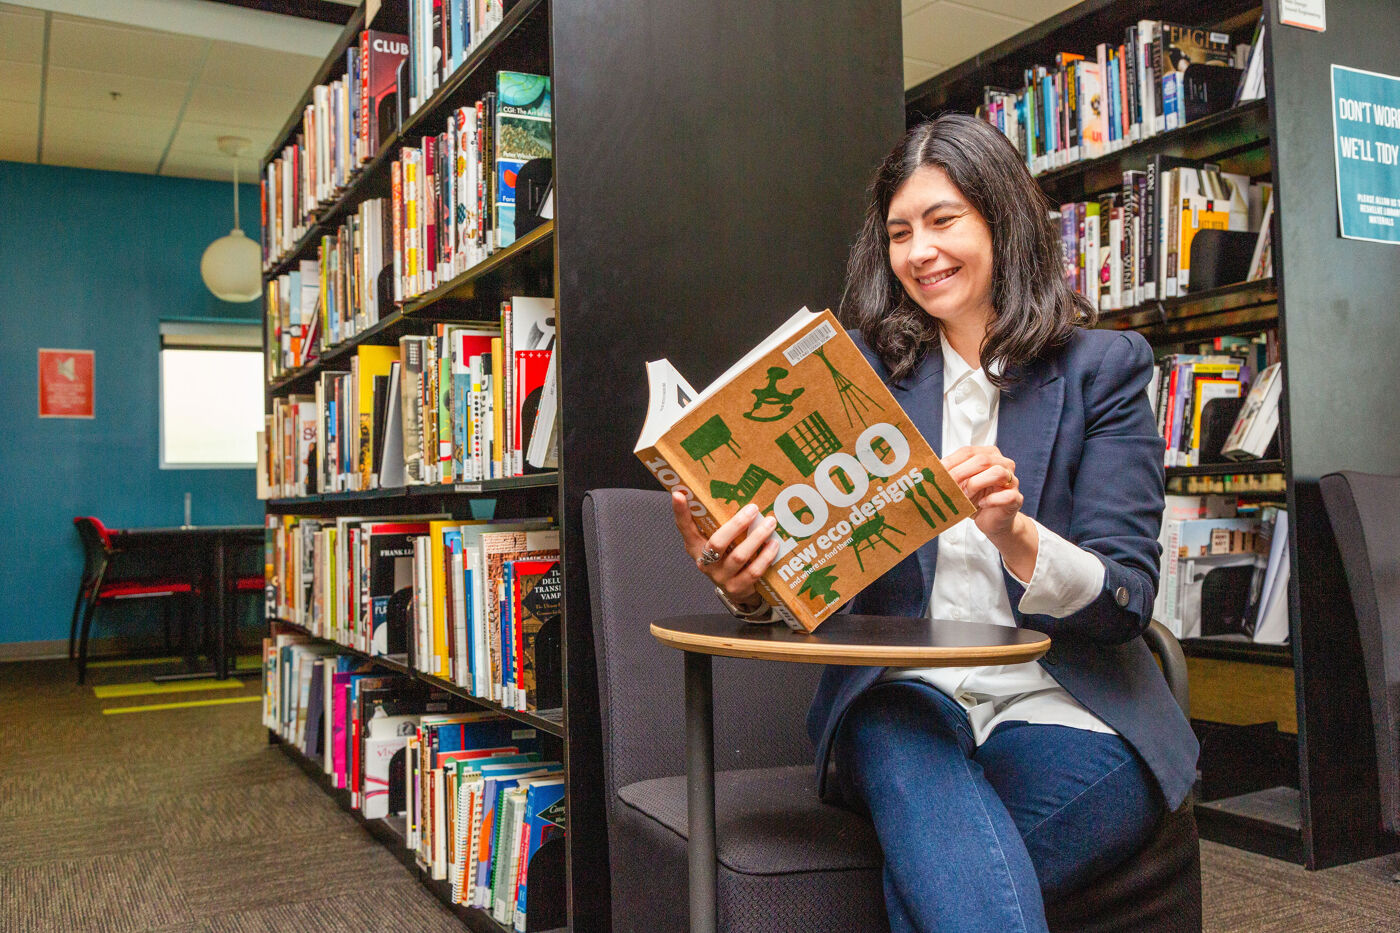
[783,321,837,365]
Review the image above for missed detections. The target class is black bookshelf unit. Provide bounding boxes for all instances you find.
[906,0,1400,870]
[259,1,904,930]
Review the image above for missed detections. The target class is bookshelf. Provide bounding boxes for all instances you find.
[258,2,903,931]
[906,0,1400,870]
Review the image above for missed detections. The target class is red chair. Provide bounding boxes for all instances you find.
[71,517,198,684]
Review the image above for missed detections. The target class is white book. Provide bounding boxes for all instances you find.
[1253,509,1290,643]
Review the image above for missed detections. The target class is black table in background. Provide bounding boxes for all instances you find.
[110,525,263,681]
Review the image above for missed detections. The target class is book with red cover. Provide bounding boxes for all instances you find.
[361,30,409,160]
[513,349,551,474]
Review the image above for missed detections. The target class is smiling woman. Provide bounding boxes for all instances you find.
[842,113,1095,389]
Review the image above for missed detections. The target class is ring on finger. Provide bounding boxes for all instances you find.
[698,546,722,567]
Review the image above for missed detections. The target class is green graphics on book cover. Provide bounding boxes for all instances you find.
[635,307,974,632]
[494,71,551,249]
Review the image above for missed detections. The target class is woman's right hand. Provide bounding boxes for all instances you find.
[670,492,781,609]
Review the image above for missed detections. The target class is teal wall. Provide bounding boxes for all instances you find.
[0,160,264,648]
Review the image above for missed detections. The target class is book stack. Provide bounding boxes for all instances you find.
[260,296,559,496]
[1145,334,1280,468]
[1051,167,1270,313]
[262,30,410,268]
[405,0,507,116]
[265,515,561,712]
[979,20,1254,177]
[264,260,323,380]
[261,643,564,928]
[395,71,553,302]
[1151,496,1288,644]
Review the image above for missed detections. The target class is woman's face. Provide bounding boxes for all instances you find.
[885,165,995,332]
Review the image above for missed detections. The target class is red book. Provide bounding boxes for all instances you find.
[362,31,409,159]
[513,349,551,474]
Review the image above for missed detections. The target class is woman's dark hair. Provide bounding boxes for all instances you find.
[841,113,1095,388]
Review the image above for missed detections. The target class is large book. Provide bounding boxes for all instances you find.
[1222,361,1282,460]
[635,307,972,632]
[493,71,552,248]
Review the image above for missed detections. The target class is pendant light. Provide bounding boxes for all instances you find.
[199,135,261,303]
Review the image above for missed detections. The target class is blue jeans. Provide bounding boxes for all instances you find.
[831,680,1162,933]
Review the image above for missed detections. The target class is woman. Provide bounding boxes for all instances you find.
[670,113,1199,933]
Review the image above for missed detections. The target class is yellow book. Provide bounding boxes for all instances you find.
[635,307,972,632]
[491,337,505,476]
[356,345,401,490]
[429,519,453,676]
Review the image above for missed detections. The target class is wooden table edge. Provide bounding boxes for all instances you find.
[649,623,1050,667]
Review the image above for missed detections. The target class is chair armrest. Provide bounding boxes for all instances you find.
[1143,619,1190,718]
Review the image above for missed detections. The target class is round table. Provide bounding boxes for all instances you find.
[650,613,1050,933]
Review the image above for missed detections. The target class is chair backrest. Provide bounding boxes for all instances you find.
[1142,619,1190,717]
[72,517,111,583]
[582,488,823,807]
[1319,471,1400,836]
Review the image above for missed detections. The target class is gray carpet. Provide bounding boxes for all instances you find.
[3,658,1398,931]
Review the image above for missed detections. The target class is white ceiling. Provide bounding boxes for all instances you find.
[0,0,1080,182]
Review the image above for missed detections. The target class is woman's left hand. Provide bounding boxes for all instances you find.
[943,445,1023,543]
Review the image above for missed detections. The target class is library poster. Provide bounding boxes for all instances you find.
[38,349,94,419]
[1331,64,1400,245]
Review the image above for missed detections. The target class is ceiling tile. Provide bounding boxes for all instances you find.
[166,119,276,161]
[41,148,162,176]
[42,105,176,150]
[903,2,1030,72]
[160,151,241,183]
[0,99,38,160]
[0,60,41,104]
[202,40,323,94]
[947,0,1077,24]
[904,58,944,90]
[185,83,295,130]
[45,67,189,120]
[0,5,45,65]
[48,15,207,81]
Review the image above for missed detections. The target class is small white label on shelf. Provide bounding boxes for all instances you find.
[1280,0,1325,32]
[454,483,483,493]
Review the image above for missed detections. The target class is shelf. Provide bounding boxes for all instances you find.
[260,0,549,279]
[1035,100,1272,200]
[1181,636,1293,667]
[265,221,555,398]
[1097,277,1278,343]
[272,618,565,738]
[272,735,560,933]
[265,472,560,509]
[1166,459,1285,479]
[1196,786,1304,864]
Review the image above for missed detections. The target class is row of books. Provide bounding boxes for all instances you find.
[1153,496,1288,644]
[1146,335,1281,467]
[979,18,1265,177]
[264,638,562,930]
[265,515,561,713]
[262,70,553,377]
[1052,164,1272,313]
[260,297,557,495]
[262,29,409,264]
[405,0,507,116]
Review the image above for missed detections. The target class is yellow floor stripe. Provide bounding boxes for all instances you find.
[102,696,262,715]
[86,656,184,669]
[92,679,245,699]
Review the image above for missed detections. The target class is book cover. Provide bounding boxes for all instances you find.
[513,777,566,931]
[368,521,429,654]
[508,558,560,711]
[494,71,552,248]
[357,345,400,489]
[482,530,559,703]
[635,307,972,632]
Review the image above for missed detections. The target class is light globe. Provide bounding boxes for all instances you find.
[200,228,261,302]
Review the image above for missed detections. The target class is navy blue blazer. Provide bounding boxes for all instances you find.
[806,327,1200,811]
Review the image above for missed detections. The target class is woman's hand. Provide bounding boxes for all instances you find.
[670,492,781,610]
[943,445,1038,580]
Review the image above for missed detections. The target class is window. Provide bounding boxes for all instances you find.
[159,321,262,469]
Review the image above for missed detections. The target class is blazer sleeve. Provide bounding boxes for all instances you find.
[1012,330,1166,645]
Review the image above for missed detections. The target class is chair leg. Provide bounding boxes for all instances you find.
[68,583,89,660]
[76,596,99,685]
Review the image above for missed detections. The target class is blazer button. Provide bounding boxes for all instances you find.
[1115,586,1130,607]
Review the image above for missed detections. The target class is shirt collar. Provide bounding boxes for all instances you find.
[940,336,996,401]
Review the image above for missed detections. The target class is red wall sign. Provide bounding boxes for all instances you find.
[38,349,95,419]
